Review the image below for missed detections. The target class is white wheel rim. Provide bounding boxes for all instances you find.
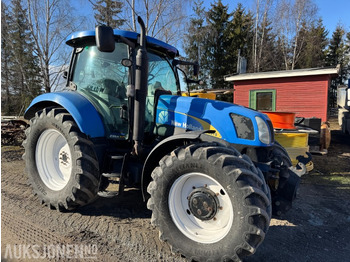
[169,172,233,244]
[35,129,72,191]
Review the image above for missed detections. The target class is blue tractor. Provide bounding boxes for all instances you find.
[23,17,304,261]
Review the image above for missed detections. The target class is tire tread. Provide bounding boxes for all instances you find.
[147,143,272,262]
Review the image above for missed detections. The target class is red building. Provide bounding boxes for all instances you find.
[224,67,339,122]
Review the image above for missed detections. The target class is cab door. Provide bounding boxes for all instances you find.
[144,52,178,133]
[71,43,131,139]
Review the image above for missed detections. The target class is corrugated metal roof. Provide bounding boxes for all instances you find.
[224,67,339,82]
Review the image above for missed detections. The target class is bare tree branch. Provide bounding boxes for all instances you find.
[120,0,189,46]
[26,0,86,92]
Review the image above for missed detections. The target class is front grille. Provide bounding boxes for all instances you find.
[230,113,254,140]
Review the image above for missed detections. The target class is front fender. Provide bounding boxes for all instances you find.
[141,130,225,200]
[24,92,105,138]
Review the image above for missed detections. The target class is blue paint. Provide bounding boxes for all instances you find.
[66,29,179,56]
[156,95,273,147]
[25,92,105,138]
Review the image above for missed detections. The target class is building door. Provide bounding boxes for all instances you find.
[249,90,276,111]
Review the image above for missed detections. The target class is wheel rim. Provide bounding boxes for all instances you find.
[35,129,72,191]
[169,172,233,244]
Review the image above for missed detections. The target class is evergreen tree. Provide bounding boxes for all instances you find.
[326,25,345,67]
[1,0,42,115]
[344,32,350,82]
[326,25,348,84]
[227,4,253,73]
[292,21,309,69]
[297,19,328,68]
[256,20,279,72]
[12,0,42,111]
[183,0,208,89]
[251,0,276,72]
[205,0,232,89]
[91,0,125,28]
[226,4,255,73]
[1,2,15,115]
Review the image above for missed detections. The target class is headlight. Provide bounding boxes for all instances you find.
[255,116,271,144]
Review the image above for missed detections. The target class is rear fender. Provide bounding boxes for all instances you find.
[24,92,105,138]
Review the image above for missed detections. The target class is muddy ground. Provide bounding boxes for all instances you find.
[1,118,350,262]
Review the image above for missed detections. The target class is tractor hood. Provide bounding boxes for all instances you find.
[155,95,274,147]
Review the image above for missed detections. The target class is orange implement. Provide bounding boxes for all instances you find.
[262,111,296,129]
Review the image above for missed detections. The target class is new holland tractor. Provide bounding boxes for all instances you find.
[23,17,305,261]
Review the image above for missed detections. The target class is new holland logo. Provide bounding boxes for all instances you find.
[158,110,169,124]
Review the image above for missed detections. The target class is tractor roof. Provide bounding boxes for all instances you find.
[66,29,179,57]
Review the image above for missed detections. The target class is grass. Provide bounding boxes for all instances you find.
[303,170,350,191]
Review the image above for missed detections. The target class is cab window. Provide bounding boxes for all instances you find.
[145,52,178,133]
[71,43,130,139]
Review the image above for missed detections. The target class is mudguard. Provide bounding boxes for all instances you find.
[24,91,105,138]
[141,130,234,200]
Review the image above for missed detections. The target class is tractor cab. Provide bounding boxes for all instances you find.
[65,28,188,144]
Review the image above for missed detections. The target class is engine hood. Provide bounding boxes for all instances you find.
[155,95,274,146]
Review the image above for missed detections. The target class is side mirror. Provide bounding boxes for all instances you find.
[95,25,115,52]
[187,79,204,85]
[173,59,199,77]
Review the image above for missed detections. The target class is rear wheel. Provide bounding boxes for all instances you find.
[23,108,100,210]
[147,143,271,261]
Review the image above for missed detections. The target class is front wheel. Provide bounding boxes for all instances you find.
[23,108,100,210]
[147,143,271,261]
[270,142,301,216]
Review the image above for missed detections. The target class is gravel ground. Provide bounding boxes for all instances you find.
[1,118,350,262]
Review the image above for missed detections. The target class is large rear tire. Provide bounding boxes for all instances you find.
[23,108,100,210]
[147,143,271,261]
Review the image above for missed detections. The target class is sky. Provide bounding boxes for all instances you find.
[73,0,350,38]
[203,0,350,37]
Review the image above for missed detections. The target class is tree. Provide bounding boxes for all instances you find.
[183,0,209,88]
[326,25,346,67]
[121,0,189,46]
[296,18,328,68]
[344,32,350,82]
[256,20,280,71]
[274,0,318,70]
[326,25,349,85]
[227,4,254,73]
[90,0,125,28]
[1,2,14,115]
[204,0,232,89]
[26,0,84,92]
[252,0,275,72]
[1,0,42,115]
[11,0,42,110]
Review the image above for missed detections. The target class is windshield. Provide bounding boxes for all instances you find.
[71,43,130,139]
[72,44,129,91]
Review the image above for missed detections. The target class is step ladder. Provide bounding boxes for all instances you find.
[98,153,129,198]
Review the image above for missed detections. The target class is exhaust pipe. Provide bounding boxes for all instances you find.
[133,16,148,156]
